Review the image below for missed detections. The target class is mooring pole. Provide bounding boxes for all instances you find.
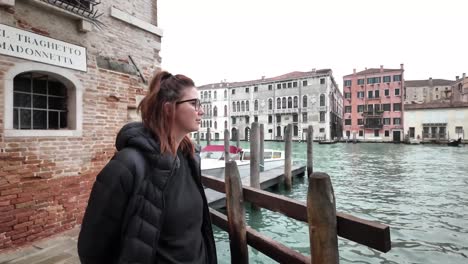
[284,123,292,190]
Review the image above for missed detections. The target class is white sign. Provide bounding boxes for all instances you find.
[0,24,87,72]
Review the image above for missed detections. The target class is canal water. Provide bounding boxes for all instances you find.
[207,141,468,264]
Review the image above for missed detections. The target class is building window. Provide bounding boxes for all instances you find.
[241,101,245,112]
[344,80,352,86]
[224,90,227,99]
[375,90,380,98]
[455,126,463,134]
[268,98,273,110]
[393,75,402,82]
[357,91,364,98]
[277,98,281,109]
[213,106,218,116]
[357,79,365,85]
[237,101,240,112]
[383,118,391,125]
[232,89,235,95]
[384,89,389,96]
[357,119,363,125]
[246,101,249,111]
[224,120,228,129]
[344,92,351,99]
[293,96,298,108]
[268,84,272,91]
[368,90,373,99]
[254,100,259,111]
[277,126,282,137]
[277,84,281,89]
[320,94,325,106]
[288,97,292,108]
[393,118,401,125]
[268,115,272,124]
[245,87,249,93]
[303,80,308,86]
[288,82,292,88]
[320,128,325,133]
[245,116,250,124]
[383,104,391,111]
[303,95,308,107]
[302,113,307,122]
[254,86,258,92]
[232,117,236,125]
[282,97,286,108]
[224,105,228,116]
[293,114,298,122]
[395,88,400,96]
[357,105,365,112]
[214,121,217,129]
[232,102,236,112]
[409,127,415,138]
[320,78,325,84]
[254,116,258,122]
[293,82,298,87]
[276,115,281,123]
[13,73,69,130]
[293,125,298,136]
[345,106,351,113]
[385,130,389,137]
[374,130,379,137]
[345,119,351,125]
[393,103,401,111]
[383,76,391,83]
[282,83,287,89]
[210,120,212,127]
[214,91,217,99]
[359,130,363,137]
[319,111,325,122]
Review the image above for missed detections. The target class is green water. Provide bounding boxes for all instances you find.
[207,141,468,264]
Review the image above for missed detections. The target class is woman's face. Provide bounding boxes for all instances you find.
[173,86,204,136]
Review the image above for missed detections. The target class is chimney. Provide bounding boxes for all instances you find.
[380,65,384,73]
[456,76,459,81]
[353,68,356,75]
[429,77,433,87]
[400,63,404,70]
[311,68,316,73]
[261,76,265,80]
[463,73,466,79]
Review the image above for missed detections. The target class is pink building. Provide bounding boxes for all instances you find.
[342,65,405,142]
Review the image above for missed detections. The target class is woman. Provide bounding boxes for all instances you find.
[78,71,217,263]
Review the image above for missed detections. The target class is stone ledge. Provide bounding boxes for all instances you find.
[110,6,163,39]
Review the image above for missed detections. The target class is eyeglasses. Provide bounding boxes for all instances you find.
[176,98,202,111]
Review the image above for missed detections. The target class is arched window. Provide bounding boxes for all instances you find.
[241,101,245,112]
[224,89,227,99]
[237,101,240,112]
[254,100,259,111]
[232,102,236,112]
[200,92,203,99]
[214,121,217,129]
[246,100,249,111]
[303,95,308,108]
[320,94,325,106]
[210,120,212,127]
[214,91,217,99]
[294,96,298,108]
[277,126,281,137]
[288,97,292,108]
[294,125,298,136]
[268,98,273,110]
[208,91,211,98]
[204,91,208,99]
[224,105,228,116]
[224,120,228,129]
[277,98,281,109]
[213,106,218,117]
[282,97,286,108]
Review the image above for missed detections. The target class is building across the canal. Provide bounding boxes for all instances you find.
[0,0,161,251]
[404,78,454,104]
[196,69,344,142]
[342,65,405,142]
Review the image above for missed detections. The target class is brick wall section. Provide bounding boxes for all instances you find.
[0,0,160,251]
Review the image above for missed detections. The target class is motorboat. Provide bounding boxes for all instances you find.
[200,145,285,178]
[408,138,421,145]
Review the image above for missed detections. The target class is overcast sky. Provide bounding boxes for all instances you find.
[158,0,467,89]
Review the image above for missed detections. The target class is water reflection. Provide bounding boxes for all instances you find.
[211,142,468,263]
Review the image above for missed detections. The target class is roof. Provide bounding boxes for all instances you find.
[404,100,468,110]
[343,68,402,78]
[198,69,332,90]
[405,79,454,87]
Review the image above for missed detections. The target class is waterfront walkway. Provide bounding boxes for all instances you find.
[0,227,80,264]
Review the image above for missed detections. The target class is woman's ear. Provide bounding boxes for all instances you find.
[163,102,173,116]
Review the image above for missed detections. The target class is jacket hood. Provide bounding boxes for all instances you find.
[116,122,160,154]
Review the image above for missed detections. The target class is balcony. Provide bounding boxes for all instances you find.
[362,110,384,117]
[364,118,383,129]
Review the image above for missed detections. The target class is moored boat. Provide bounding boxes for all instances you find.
[447,138,462,147]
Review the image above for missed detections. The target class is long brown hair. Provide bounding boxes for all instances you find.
[138,70,196,156]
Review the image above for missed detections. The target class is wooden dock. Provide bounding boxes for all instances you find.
[204,165,306,209]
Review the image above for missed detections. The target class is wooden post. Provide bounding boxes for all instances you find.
[225,161,249,263]
[207,127,211,146]
[259,124,265,172]
[353,132,357,144]
[196,131,200,145]
[307,125,313,178]
[250,122,260,189]
[224,129,230,162]
[307,172,339,264]
[284,124,292,190]
[236,131,240,148]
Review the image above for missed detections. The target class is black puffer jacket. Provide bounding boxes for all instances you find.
[78,122,217,263]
